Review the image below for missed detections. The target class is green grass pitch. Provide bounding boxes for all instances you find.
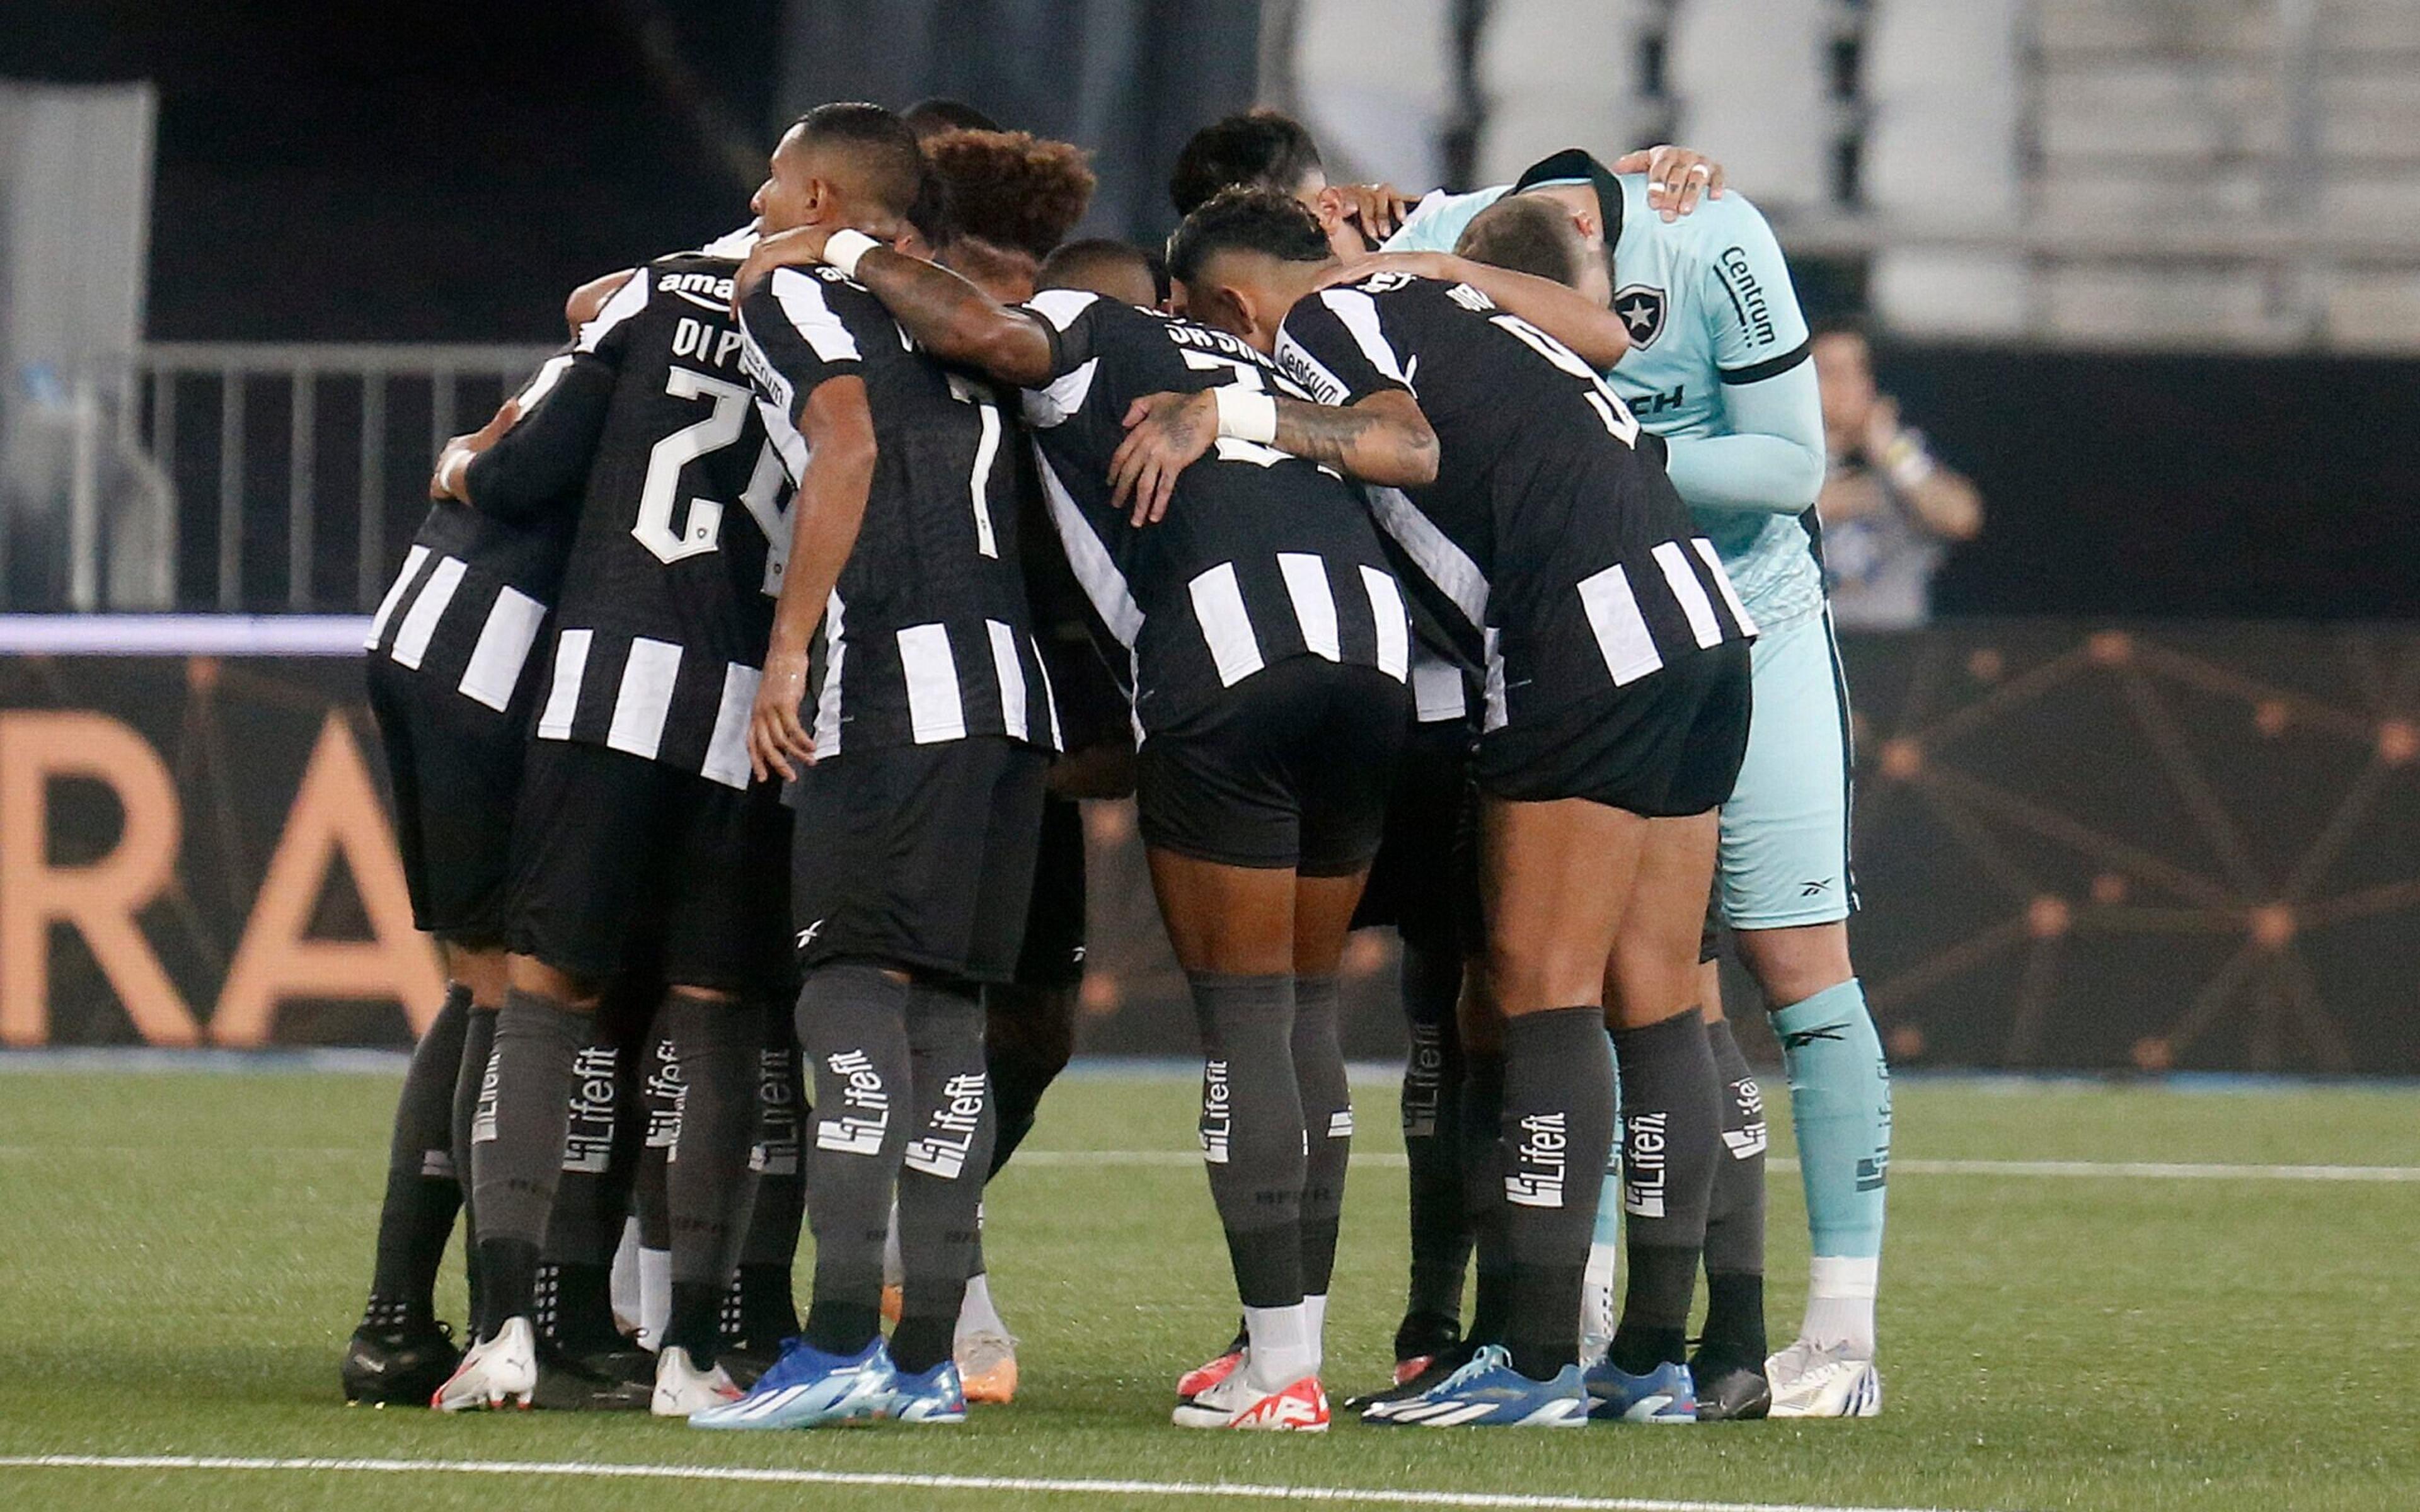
[0,1066,2413,1511]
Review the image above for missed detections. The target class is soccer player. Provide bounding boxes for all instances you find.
[1393,151,1889,1419]
[691,103,1060,1432]
[1151,189,1754,1426]
[343,270,652,1407]
[737,193,1431,1434]
[426,224,793,1416]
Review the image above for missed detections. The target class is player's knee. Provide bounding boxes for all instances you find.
[1736,922,1853,1009]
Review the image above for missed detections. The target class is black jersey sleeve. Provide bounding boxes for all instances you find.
[1015,289,1115,428]
[463,353,614,522]
[1274,280,1417,408]
[735,266,873,424]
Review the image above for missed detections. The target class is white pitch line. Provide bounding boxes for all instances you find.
[0,1453,2002,1512]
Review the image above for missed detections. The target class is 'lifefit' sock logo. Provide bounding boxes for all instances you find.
[470,1046,502,1145]
[645,1043,684,1150]
[905,1073,989,1179]
[1722,1075,1768,1159]
[1200,1059,1233,1164]
[1505,1111,1569,1208]
[815,1049,890,1155]
[1623,1110,1669,1218]
[561,1045,620,1174]
[1402,1024,1445,1140]
[752,1047,802,1176]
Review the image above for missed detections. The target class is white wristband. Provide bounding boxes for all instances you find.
[824,229,881,279]
[439,448,472,500]
[1213,386,1278,445]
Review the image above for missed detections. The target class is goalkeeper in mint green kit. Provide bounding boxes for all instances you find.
[1390,149,1891,1420]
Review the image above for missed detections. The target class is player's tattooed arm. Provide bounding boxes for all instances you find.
[734,227,1056,387]
[1110,387,1437,525]
[1335,251,1632,370]
[746,375,878,784]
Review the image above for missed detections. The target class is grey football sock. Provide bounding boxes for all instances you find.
[1700,1014,1769,1363]
[660,991,763,1364]
[1608,1007,1722,1375]
[797,962,914,1356]
[1500,1005,1616,1382]
[470,987,586,1335]
[1292,973,1352,1298]
[894,981,994,1375]
[1189,971,1305,1310]
[1398,937,1470,1331]
[362,982,470,1331]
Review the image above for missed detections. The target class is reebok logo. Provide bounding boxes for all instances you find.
[1800,878,1834,897]
[904,1073,989,1179]
[1623,1111,1669,1218]
[1200,1060,1233,1164]
[1782,1026,1845,1050]
[796,920,825,951]
[1505,1111,1569,1209]
[815,1049,890,1155]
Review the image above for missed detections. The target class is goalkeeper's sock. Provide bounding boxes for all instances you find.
[1772,978,1889,1356]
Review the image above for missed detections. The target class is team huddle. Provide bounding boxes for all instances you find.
[343,96,1893,1433]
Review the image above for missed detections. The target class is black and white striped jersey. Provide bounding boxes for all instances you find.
[1017,290,1410,738]
[1275,272,1754,735]
[463,251,790,789]
[363,351,583,718]
[737,265,1057,758]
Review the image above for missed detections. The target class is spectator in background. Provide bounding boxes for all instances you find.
[1812,319,1983,629]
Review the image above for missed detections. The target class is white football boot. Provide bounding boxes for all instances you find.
[430,1317,538,1411]
[1765,1339,1882,1418]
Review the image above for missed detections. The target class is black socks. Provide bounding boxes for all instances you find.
[1293,974,1352,1300]
[733,1019,807,1349]
[659,992,763,1365]
[1499,1007,1617,1382]
[1699,1014,1770,1365]
[449,998,499,1327]
[362,983,471,1332]
[1608,1008,1722,1376]
[1188,971,1306,1310]
[799,963,914,1358]
[982,980,1076,1179]
[1398,937,1471,1335]
[1460,1048,1511,1348]
[470,987,585,1337]
[892,982,994,1375]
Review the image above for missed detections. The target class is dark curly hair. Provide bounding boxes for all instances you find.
[1165,187,1332,287]
[922,129,1097,261]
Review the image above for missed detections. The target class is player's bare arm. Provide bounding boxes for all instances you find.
[1108,387,1437,524]
[747,374,878,783]
[735,225,1058,388]
[1333,251,1632,369]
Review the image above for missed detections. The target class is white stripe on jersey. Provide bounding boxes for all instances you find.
[1036,448,1144,644]
[1363,485,1489,630]
[367,544,430,649]
[702,663,760,789]
[1482,627,1509,733]
[898,624,968,744]
[1359,565,1410,682]
[392,556,467,670]
[538,629,592,740]
[457,586,547,711]
[1188,562,1266,687]
[576,270,650,353]
[1320,288,1414,387]
[986,619,1030,743]
[773,270,861,363]
[1022,359,1097,429]
[1279,553,1342,662]
[814,592,848,757]
[1410,648,1468,722]
[1653,541,1726,649]
[607,638,683,760]
[1692,537,1759,638]
[1576,563,1665,686]
[1030,632,1065,752]
[514,354,575,414]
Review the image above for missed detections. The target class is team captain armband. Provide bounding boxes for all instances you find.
[1213,385,1278,444]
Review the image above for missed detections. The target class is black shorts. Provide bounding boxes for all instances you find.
[1011,793,1088,990]
[507,740,792,997]
[791,736,1051,987]
[367,656,526,948]
[1351,713,1478,947]
[1136,655,1410,876]
[1476,640,1753,818]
